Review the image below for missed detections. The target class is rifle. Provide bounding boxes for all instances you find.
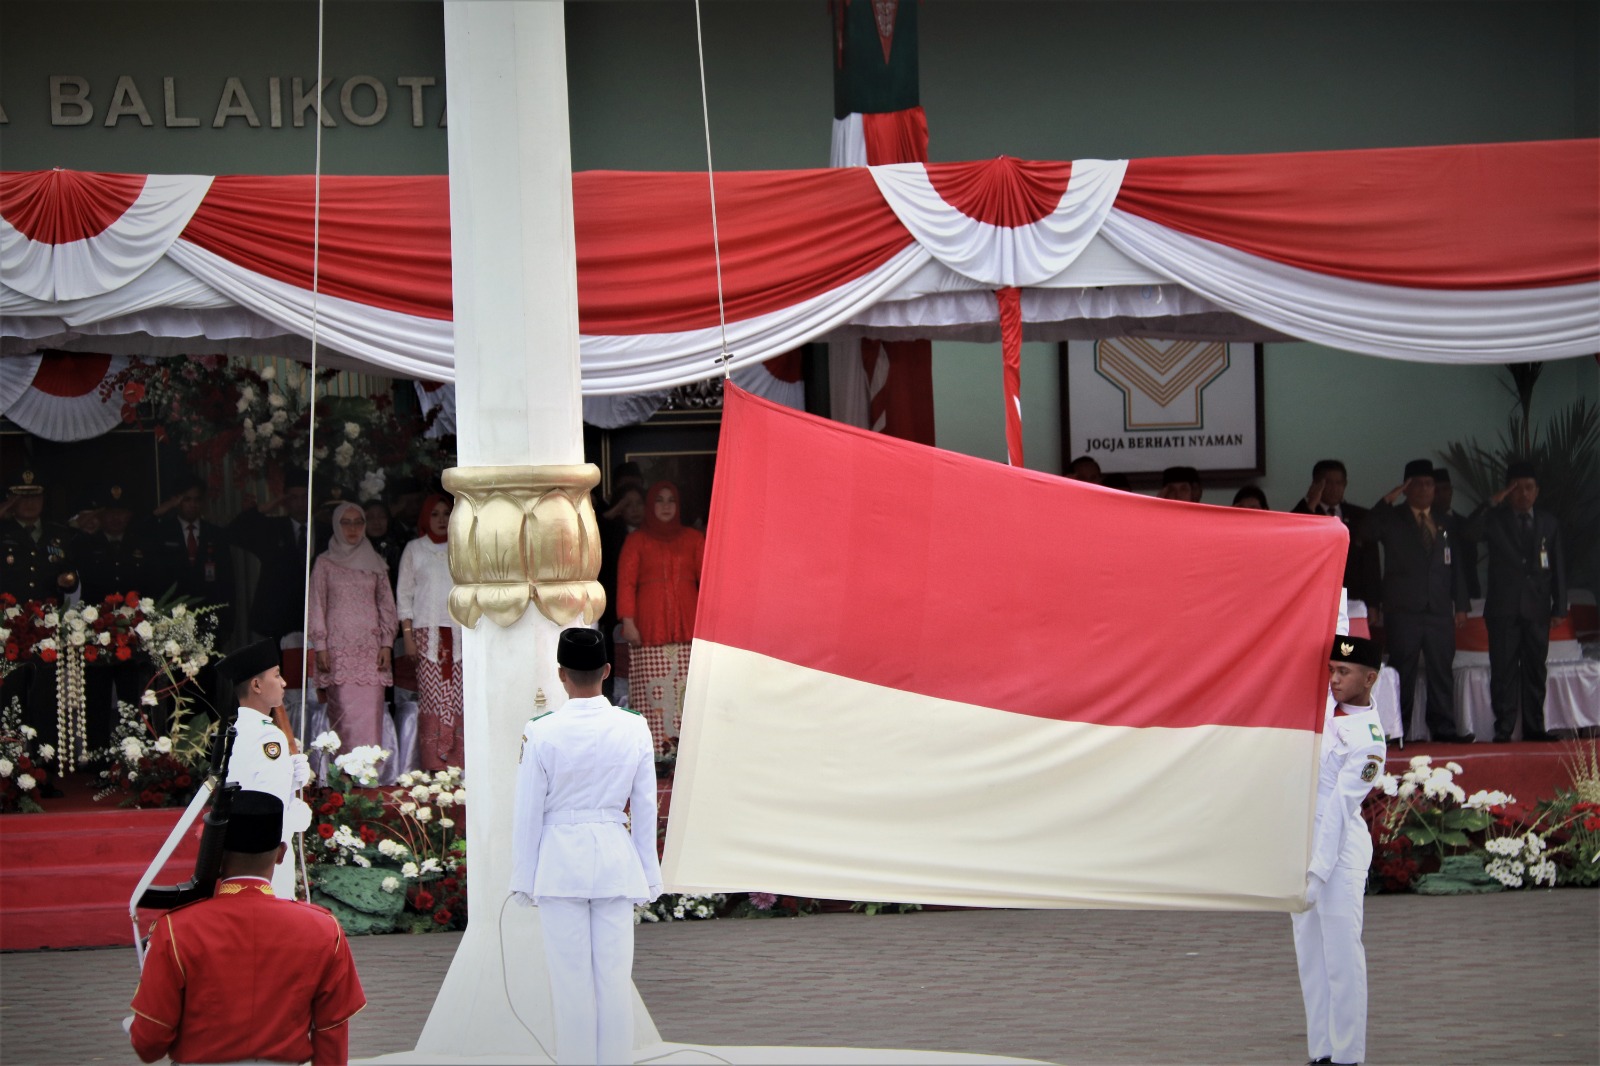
[129,710,240,964]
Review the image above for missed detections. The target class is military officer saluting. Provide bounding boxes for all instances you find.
[1295,633,1387,1066]
[128,790,367,1064]
[511,627,662,1066]
[215,638,314,899]
[72,484,150,602]
[0,470,81,602]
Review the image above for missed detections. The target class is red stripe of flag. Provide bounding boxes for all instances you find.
[696,387,1347,732]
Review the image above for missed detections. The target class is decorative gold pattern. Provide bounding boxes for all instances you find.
[442,465,606,629]
[1339,641,1355,656]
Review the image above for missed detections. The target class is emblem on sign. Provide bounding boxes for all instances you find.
[263,741,282,760]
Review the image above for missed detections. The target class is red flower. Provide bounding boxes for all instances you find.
[39,648,57,663]
[107,593,125,606]
[125,593,141,609]
[114,646,132,661]
[358,825,377,844]
[327,792,345,809]
[4,646,17,662]
[17,756,31,771]
[1584,816,1600,832]
[441,877,458,891]
[317,824,336,839]
[175,775,191,788]
[83,646,99,662]
[123,381,147,404]
[433,908,452,925]
[318,802,334,816]
[33,768,47,784]
[412,889,435,911]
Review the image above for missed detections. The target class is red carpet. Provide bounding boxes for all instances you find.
[1,773,201,952]
[1384,740,1581,807]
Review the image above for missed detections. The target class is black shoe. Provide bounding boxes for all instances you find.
[1524,730,1556,742]
[1493,733,1514,743]
[1308,1058,1332,1064]
[1457,732,1474,744]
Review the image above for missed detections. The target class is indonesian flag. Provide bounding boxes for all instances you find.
[662,386,1348,911]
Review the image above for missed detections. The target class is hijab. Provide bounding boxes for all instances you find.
[641,481,686,542]
[324,502,389,573]
[417,492,450,544]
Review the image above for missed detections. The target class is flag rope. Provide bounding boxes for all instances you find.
[692,0,732,380]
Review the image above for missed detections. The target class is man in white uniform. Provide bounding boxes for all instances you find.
[215,638,313,898]
[510,628,661,1066]
[1295,633,1386,1066]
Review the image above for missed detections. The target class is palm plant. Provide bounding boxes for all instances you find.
[1438,366,1599,593]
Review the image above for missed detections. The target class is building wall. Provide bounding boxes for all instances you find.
[3,1,1596,530]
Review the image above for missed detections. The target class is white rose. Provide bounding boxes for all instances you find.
[271,409,288,427]
[453,788,467,805]
[381,876,400,893]
[17,773,36,791]
[344,422,360,439]
[400,802,416,814]
[401,861,420,879]
[68,630,87,647]
[439,817,454,829]
[0,627,9,643]
[135,621,154,641]
[436,792,454,808]
[43,612,59,627]
[434,770,451,783]
[236,396,252,414]
[410,784,430,802]
[260,365,276,381]
[0,758,13,777]
[154,737,173,754]
[415,807,433,823]
[98,631,111,645]
[38,744,54,761]
[80,606,99,623]
[420,857,441,874]
[163,640,181,657]
[268,392,286,409]
[140,689,159,707]
[21,726,36,740]
[172,605,187,618]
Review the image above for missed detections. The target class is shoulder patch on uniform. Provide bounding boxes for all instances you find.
[1368,723,1384,743]
[263,741,282,760]
[1360,754,1383,782]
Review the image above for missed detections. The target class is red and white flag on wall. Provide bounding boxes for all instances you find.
[662,386,1348,911]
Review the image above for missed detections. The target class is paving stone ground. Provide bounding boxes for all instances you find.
[1,890,1595,1065]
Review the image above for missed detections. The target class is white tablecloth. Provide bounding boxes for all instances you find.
[282,689,420,785]
[1403,657,1600,742]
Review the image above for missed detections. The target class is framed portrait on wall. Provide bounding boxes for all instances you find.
[595,407,722,533]
[1059,339,1264,481]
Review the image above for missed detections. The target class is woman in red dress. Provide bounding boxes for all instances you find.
[616,482,704,754]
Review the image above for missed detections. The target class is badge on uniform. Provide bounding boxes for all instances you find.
[263,741,282,760]
[1360,755,1383,782]
[1368,723,1383,743]
[519,733,527,764]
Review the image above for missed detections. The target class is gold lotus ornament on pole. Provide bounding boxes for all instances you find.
[441,464,607,630]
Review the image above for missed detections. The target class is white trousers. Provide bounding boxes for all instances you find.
[1291,863,1368,1064]
[539,896,636,1066]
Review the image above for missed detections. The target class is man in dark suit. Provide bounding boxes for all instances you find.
[1432,467,1481,600]
[1465,461,1567,741]
[226,471,310,642]
[1292,459,1381,608]
[148,477,235,637]
[72,484,151,602]
[1362,459,1470,742]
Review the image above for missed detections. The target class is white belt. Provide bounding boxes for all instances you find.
[544,808,627,825]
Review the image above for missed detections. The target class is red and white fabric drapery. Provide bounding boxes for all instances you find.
[4,140,1596,394]
[0,351,129,441]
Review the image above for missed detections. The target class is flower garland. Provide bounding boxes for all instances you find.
[55,645,87,773]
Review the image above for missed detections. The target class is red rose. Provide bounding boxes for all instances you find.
[83,646,99,662]
[317,824,336,839]
[327,792,345,809]
[17,756,31,771]
[175,775,190,788]
[115,646,132,661]
[433,908,452,925]
[39,648,57,663]
[318,803,334,816]
[125,593,141,609]
[5,646,17,661]
[33,768,47,784]
[358,825,377,844]
[107,593,124,606]
[413,890,435,911]
[441,877,458,891]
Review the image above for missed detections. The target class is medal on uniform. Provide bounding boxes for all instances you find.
[1539,538,1549,570]
[1441,530,1450,566]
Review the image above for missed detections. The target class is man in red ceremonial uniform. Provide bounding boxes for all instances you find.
[128,790,366,1065]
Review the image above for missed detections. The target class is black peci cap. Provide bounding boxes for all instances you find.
[557,628,608,671]
[1330,634,1382,671]
[224,790,285,853]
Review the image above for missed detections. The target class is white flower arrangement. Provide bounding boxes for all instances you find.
[1484,831,1556,889]
[332,745,390,787]
[635,893,725,925]
[310,730,342,754]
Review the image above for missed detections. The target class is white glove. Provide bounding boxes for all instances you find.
[645,883,664,904]
[290,753,312,790]
[121,1015,135,1035]
[510,891,538,908]
[1305,872,1326,906]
